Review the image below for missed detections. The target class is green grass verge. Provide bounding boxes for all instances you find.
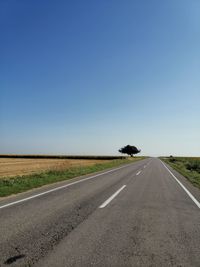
[0,157,144,197]
[161,157,200,189]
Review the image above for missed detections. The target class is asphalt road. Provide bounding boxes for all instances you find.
[0,158,200,267]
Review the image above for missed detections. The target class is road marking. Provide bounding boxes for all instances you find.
[143,165,146,169]
[99,185,126,208]
[136,171,141,176]
[161,161,200,209]
[0,164,132,210]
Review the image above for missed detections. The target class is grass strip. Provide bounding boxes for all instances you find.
[161,157,200,189]
[0,158,143,197]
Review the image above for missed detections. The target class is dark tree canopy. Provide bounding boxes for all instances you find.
[118,145,141,157]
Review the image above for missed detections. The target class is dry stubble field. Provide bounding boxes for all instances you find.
[0,158,109,178]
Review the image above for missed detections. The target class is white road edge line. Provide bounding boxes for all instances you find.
[0,164,132,210]
[99,185,126,208]
[136,171,141,176]
[161,161,200,209]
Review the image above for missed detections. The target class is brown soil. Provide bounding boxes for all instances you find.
[0,158,109,178]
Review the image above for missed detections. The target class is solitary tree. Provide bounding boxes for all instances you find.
[118,145,141,157]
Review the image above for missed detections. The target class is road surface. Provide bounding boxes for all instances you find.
[0,158,200,266]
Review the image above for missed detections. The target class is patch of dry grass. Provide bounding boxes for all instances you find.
[0,158,109,178]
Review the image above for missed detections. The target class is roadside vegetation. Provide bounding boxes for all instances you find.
[162,156,200,189]
[0,157,145,197]
[0,155,125,160]
[0,158,116,178]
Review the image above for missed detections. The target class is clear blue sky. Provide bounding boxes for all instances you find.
[1,0,200,156]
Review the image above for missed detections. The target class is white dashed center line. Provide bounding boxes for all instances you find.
[99,185,126,208]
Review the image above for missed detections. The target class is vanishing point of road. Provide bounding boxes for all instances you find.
[0,158,200,266]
